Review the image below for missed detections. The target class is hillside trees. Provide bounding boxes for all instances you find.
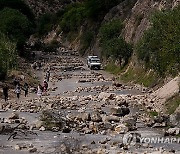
[136,7,180,75]
[0,33,17,79]
[0,0,35,22]
[0,8,33,52]
[99,20,132,65]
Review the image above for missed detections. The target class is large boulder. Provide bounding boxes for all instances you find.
[110,106,130,117]
[122,116,137,131]
[9,112,19,119]
[114,124,128,134]
[170,106,180,126]
[166,127,180,136]
[153,114,170,127]
[98,92,115,100]
[76,112,91,122]
[103,115,120,123]
[90,111,102,122]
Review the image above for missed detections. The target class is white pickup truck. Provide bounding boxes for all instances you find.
[87,56,101,70]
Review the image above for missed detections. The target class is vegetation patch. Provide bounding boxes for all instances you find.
[165,94,180,115]
[60,4,86,33]
[99,19,132,65]
[136,7,180,76]
[0,8,33,51]
[80,31,94,55]
[105,62,123,75]
[120,66,159,87]
[0,0,35,22]
[149,111,158,117]
[0,33,17,80]
[37,13,58,36]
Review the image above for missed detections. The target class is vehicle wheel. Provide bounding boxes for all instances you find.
[90,66,93,70]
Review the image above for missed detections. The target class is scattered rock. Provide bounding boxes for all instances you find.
[166,127,180,136]
[110,106,130,116]
[114,124,128,134]
[15,144,21,150]
[90,111,102,122]
[98,92,115,100]
[28,147,37,153]
[9,112,19,119]
[39,126,45,131]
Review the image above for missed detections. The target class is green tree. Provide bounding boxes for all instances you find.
[0,33,17,79]
[99,20,132,65]
[0,8,33,50]
[136,7,180,75]
[85,0,122,20]
[0,0,35,22]
[37,13,58,36]
[60,5,86,32]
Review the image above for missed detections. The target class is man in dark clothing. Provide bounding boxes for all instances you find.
[23,82,29,97]
[45,71,50,82]
[13,78,19,87]
[3,85,8,102]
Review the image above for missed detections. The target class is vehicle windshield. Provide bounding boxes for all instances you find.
[91,59,100,63]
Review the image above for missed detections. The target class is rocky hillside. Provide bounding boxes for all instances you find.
[122,0,180,44]
[88,0,180,52]
[23,0,76,17]
[24,0,179,81]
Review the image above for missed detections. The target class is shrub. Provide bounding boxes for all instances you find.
[80,31,94,55]
[100,19,123,42]
[0,33,17,80]
[99,20,132,65]
[60,5,86,32]
[85,0,122,20]
[37,13,58,36]
[0,0,34,22]
[0,8,33,50]
[136,7,180,75]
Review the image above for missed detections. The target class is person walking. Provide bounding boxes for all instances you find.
[45,71,50,82]
[3,84,8,102]
[23,82,29,97]
[13,78,19,87]
[37,84,43,97]
[15,84,21,99]
[43,80,48,92]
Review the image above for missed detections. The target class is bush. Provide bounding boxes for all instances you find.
[99,20,132,65]
[80,31,94,55]
[0,33,17,80]
[0,0,35,22]
[60,5,86,32]
[37,13,58,36]
[100,19,123,42]
[0,8,33,50]
[85,0,122,20]
[136,7,180,75]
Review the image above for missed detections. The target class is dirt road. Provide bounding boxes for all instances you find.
[0,50,179,154]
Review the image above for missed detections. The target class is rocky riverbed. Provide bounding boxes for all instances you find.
[0,50,179,154]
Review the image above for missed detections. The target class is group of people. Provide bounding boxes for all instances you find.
[37,70,50,97]
[2,80,29,102]
[2,70,51,102]
[37,80,48,97]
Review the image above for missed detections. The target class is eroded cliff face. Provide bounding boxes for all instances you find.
[70,0,179,56]
[121,0,180,44]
